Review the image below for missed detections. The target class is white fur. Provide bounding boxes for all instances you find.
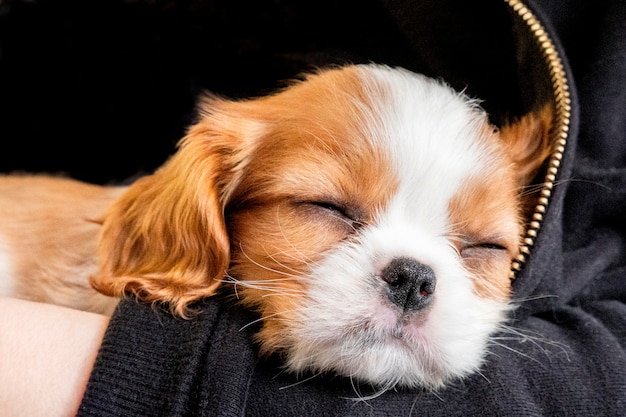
[280,66,510,389]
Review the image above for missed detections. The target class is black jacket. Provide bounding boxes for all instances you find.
[2,0,624,415]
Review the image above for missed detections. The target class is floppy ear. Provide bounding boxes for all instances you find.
[499,104,554,187]
[91,96,265,316]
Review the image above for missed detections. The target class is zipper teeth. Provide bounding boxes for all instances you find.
[505,0,572,279]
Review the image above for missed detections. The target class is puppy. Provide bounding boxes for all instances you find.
[0,65,552,389]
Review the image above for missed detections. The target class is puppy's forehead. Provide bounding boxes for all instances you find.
[246,66,503,213]
[352,66,506,217]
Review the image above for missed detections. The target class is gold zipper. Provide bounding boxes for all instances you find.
[505,0,572,279]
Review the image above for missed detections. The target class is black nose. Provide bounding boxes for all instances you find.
[381,257,436,311]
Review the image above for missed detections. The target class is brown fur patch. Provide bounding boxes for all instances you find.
[448,169,521,301]
[93,67,399,324]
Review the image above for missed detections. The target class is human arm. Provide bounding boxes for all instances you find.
[0,298,109,417]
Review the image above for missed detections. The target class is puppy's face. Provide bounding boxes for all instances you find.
[94,65,552,389]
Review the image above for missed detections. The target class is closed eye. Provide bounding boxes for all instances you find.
[460,241,510,259]
[475,242,507,251]
[301,200,364,231]
[308,201,347,216]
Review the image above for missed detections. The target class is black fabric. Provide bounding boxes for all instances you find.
[2,0,625,415]
[76,297,261,417]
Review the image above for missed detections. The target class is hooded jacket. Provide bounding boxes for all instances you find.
[2,0,624,415]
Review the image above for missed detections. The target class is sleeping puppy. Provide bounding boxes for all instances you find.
[0,64,552,389]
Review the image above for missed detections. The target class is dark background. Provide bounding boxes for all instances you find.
[0,0,533,185]
[0,0,415,184]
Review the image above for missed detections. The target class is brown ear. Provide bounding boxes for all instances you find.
[499,104,554,187]
[91,97,265,316]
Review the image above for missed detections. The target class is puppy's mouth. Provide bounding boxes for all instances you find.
[389,311,430,340]
[317,305,449,388]
[354,300,434,351]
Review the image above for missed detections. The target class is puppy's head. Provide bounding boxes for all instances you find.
[93,65,552,389]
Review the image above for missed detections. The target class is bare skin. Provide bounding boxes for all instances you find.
[0,297,108,417]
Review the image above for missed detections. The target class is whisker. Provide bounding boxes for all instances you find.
[224,274,300,286]
[239,309,299,332]
[508,294,560,304]
[275,205,317,266]
[262,249,310,278]
[488,340,546,365]
[278,371,324,390]
[227,282,304,297]
[488,322,572,367]
[238,244,302,279]
[500,324,571,357]
[343,377,396,402]
[260,291,306,298]
[223,275,305,297]
[270,248,319,270]
[473,368,491,384]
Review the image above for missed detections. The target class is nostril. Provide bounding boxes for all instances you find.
[420,282,432,296]
[381,262,409,287]
[381,257,436,311]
